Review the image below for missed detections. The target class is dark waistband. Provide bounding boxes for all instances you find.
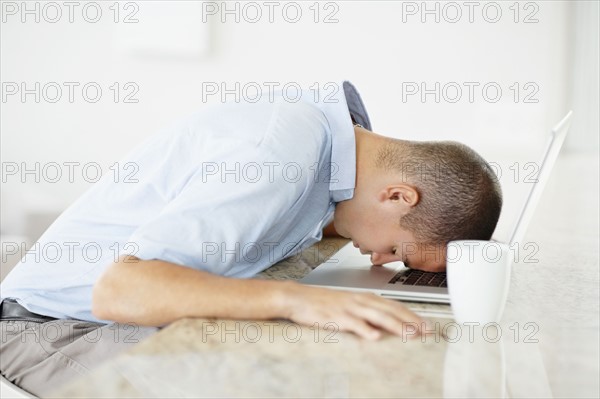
[0,299,57,323]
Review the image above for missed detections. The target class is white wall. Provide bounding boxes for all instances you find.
[0,0,598,239]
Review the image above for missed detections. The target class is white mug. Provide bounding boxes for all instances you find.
[446,240,511,324]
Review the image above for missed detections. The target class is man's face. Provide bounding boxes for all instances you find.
[333,196,446,272]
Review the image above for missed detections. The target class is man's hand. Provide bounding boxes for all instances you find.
[283,283,423,340]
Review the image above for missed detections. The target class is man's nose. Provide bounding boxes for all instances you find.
[370,252,400,265]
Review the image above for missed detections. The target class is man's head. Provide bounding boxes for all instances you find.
[333,127,503,272]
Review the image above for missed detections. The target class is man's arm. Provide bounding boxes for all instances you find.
[92,256,423,340]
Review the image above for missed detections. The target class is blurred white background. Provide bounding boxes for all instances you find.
[1,1,599,275]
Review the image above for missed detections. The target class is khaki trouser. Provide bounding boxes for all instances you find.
[0,318,157,397]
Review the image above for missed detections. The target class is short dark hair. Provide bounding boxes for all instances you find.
[376,140,502,245]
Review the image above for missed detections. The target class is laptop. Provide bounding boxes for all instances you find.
[300,112,574,305]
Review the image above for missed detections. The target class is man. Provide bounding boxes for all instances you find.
[1,81,502,396]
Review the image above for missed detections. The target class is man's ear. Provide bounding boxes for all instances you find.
[378,184,420,208]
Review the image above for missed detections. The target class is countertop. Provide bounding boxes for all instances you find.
[51,154,599,398]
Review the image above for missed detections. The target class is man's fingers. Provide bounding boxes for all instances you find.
[357,293,424,327]
[289,286,424,341]
[348,298,423,339]
[348,305,409,337]
[338,315,382,340]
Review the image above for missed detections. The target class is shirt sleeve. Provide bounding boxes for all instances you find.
[122,101,329,276]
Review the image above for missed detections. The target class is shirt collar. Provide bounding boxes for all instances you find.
[311,81,372,202]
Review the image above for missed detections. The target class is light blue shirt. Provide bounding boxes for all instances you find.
[1,81,372,322]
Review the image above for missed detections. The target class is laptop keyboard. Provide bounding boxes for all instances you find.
[388,269,447,287]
